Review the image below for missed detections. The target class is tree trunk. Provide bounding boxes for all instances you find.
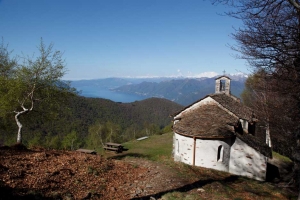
[15,112,23,144]
[14,109,28,144]
[266,123,272,147]
[294,55,300,198]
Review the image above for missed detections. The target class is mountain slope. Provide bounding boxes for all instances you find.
[69,96,183,132]
[0,95,183,146]
[113,77,245,105]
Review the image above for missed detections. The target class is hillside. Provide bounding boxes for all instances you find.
[0,134,296,199]
[66,96,183,134]
[0,95,183,147]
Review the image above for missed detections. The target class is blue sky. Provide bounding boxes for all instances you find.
[0,0,248,80]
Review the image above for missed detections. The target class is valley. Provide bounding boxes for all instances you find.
[70,75,246,106]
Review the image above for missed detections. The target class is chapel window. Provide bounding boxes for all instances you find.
[217,145,224,162]
[220,80,226,91]
[248,122,256,135]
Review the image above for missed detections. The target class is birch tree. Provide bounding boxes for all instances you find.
[85,122,104,150]
[0,39,75,144]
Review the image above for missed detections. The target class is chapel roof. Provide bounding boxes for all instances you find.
[210,93,254,121]
[172,93,271,157]
[215,75,231,80]
[173,104,237,138]
[173,93,254,122]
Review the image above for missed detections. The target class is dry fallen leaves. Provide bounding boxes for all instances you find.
[0,146,152,199]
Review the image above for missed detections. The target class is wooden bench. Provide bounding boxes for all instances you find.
[103,147,118,151]
[76,149,97,154]
[103,142,123,153]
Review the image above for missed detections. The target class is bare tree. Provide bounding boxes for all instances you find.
[211,0,300,190]
[242,70,297,156]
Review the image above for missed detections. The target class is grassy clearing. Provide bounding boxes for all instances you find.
[104,132,297,199]
[121,132,173,161]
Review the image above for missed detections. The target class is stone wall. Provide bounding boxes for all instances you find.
[195,138,231,172]
[229,137,267,181]
[173,133,194,165]
[173,133,267,181]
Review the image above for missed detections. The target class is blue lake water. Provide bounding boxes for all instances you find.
[77,86,147,103]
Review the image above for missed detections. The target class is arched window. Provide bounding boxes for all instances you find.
[248,122,256,135]
[217,145,223,162]
[220,80,226,91]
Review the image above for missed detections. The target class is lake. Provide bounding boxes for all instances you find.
[77,86,147,103]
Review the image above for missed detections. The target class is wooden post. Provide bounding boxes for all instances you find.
[193,137,196,166]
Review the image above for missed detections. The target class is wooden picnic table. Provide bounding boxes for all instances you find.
[103,142,124,153]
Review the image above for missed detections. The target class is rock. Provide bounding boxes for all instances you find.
[197,188,205,193]
[130,189,136,194]
[135,187,142,194]
[130,193,138,198]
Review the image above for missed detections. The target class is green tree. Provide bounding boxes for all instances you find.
[0,39,75,144]
[0,40,17,129]
[104,121,121,143]
[0,39,16,78]
[161,123,173,134]
[123,124,139,141]
[27,132,43,148]
[62,130,80,150]
[85,122,104,150]
[44,132,62,149]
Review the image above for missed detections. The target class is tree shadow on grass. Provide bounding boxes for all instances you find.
[131,175,292,200]
[131,175,240,200]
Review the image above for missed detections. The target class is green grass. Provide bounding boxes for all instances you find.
[121,132,173,161]
[272,151,293,163]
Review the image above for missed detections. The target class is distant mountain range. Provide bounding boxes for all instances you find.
[70,74,247,106]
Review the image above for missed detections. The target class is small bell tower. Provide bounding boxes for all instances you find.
[215,75,231,95]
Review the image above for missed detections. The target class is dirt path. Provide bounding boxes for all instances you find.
[120,157,192,199]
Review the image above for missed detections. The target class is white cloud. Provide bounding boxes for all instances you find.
[186,71,219,78]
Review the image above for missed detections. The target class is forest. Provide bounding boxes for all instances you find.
[0,95,183,151]
[0,39,183,151]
